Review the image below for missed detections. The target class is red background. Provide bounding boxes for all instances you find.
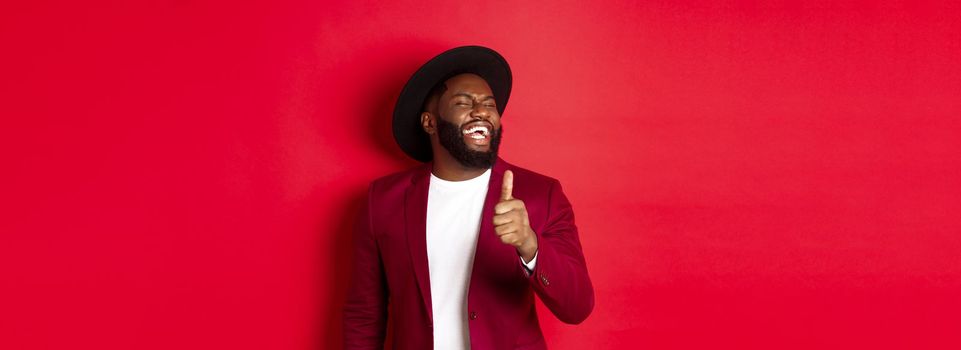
[2,1,960,349]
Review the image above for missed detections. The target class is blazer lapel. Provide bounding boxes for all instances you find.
[469,158,520,285]
[405,162,433,322]
[478,158,509,256]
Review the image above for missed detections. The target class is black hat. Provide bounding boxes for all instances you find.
[392,45,512,162]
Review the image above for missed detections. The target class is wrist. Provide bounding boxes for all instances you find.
[518,234,538,261]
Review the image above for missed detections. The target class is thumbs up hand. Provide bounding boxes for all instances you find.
[493,170,538,262]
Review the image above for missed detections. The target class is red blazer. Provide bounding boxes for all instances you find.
[344,157,594,349]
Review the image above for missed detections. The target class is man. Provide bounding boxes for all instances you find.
[344,46,594,349]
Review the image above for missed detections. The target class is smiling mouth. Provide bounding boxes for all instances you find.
[462,123,492,140]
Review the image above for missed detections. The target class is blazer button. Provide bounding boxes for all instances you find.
[540,273,550,286]
[469,311,478,320]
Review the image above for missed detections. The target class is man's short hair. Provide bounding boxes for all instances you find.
[422,80,448,115]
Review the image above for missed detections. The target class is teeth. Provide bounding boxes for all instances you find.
[462,125,490,136]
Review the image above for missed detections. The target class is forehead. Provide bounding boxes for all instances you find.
[444,73,493,96]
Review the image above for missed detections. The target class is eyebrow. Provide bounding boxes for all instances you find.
[452,92,495,101]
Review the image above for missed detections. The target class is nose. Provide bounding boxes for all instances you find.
[470,104,488,118]
[470,103,493,121]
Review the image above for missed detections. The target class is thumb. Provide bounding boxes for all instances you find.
[501,170,513,201]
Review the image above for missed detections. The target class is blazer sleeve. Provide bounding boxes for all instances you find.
[528,179,595,324]
[342,185,388,349]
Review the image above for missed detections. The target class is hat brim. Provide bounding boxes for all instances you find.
[392,46,512,162]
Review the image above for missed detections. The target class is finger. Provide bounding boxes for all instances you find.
[495,200,525,215]
[492,214,514,226]
[494,223,518,236]
[501,170,513,201]
[499,234,520,246]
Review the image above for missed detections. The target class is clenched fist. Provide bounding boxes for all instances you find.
[493,170,538,262]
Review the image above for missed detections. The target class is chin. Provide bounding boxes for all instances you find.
[466,144,491,152]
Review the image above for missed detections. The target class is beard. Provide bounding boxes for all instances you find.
[435,117,503,169]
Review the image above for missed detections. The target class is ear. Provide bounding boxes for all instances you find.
[421,112,435,134]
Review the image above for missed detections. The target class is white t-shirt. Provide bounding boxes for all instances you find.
[426,168,491,350]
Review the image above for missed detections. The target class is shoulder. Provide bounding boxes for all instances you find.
[361,163,429,225]
[498,159,576,228]
[367,162,428,191]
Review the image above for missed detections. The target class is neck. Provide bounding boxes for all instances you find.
[430,150,491,181]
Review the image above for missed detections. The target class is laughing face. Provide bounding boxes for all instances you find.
[421,73,503,169]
